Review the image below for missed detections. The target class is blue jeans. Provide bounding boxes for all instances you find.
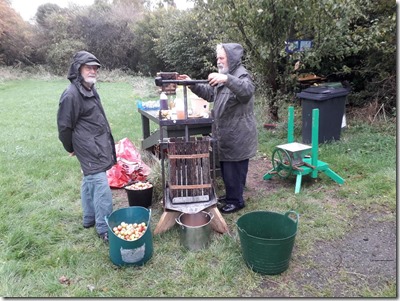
[220,159,249,207]
[81,172,113,235]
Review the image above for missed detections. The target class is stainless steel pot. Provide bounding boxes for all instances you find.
[175,211,214,251]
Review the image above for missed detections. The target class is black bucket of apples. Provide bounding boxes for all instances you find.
[124,181,153,208]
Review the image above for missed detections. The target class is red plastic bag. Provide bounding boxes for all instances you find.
[107,163,131,188]
[107,138,151,188]
[115,137,143,163]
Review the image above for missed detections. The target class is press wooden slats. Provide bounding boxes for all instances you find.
[167,137,211,203]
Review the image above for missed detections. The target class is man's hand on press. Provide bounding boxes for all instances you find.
[178,73,228,87]
[208,73,228,86]
[177,74,194,88]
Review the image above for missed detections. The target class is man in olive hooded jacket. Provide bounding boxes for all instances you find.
[179,43,258,214]
[57,51,116,242]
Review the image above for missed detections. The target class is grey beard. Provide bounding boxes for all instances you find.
[218,67,229,74]
[84,77,97,85]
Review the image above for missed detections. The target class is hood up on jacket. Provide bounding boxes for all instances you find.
[220,43,243,74]
[67,51,101,83]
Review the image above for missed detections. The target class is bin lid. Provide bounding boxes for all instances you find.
[297,86,350,101]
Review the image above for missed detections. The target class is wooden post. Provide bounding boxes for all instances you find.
[206,205,229,234]
[154,211,180,235]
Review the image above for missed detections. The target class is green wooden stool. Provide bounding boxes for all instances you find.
[263,106,345,193]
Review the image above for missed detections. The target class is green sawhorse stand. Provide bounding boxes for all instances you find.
[263,106,345,193]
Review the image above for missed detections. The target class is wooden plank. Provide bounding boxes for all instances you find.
[188,138,195,197]
[207,206,229,234]
[168,138,177,199]
[153,211,180,235]
[169,184,212,190]
[196,137,202,196]
[180,138,186,197]
[202,138,211,196]
[186,138,190,196]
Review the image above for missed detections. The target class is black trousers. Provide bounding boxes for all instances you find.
[220,159,249,207]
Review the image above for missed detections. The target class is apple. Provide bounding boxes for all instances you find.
[125,182,153,190]
[112,221,148,241]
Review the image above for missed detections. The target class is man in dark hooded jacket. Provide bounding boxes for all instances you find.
[57,50,116,242]
[178,43,258,214]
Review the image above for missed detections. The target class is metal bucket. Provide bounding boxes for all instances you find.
[175,211,214,251]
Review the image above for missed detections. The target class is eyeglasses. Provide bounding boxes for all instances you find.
[82,65,99,71]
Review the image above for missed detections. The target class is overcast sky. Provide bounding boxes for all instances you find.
[10,0,193,22]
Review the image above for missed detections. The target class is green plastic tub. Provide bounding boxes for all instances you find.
[105,206,153,266]
[236,210,299,275]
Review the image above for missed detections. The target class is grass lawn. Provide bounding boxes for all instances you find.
[0,75,396,297]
